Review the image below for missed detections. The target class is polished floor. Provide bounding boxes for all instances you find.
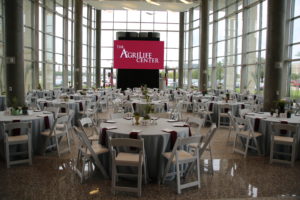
[0,111,300,200]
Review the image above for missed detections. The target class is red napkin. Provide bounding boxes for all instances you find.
[60,107,66,113]
[129,132,139,150]
[132,103,136,112]
[169,131,177,151]
[79,102,83,111]
[44,116,50,129]
[209,103,213,111]
[280,121,288,134]
[254,118,260,132]
[12,120,21,136]
[100,128,107,146]
[164,103,168,111]
[183,124,192,136]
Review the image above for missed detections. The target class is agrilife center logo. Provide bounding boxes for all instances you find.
[117,45,159,64]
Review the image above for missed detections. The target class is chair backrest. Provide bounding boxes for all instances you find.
[199,124,217,156]
[4,122,32,137]
[73,127,109,178]
[219,104,231,113]
[187,117,205,136]
[44,106,59,119]
[239,108,251,118]
[228,111,236,128]
[110,138,144,150]
[271,123,297,137]
[79,117,98,137]
[56,103,70,114]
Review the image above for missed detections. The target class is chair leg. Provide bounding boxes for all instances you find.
[138,164,142,197]
[270,139,274,164]
[28,137,32,165]
[253,137,261,155]
[111,162,116,195]
[227,127,232,142]
[5,142,10,168]
[66,130,71,153]
[208,144,214,175]
[196,154,201,188]
[55,136,60,157]
[233,134,238,153]
[176,161,181,194]
[291,143,296,167]
[244,137,250,158]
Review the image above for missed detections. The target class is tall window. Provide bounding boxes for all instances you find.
[206,0,267,93]
[288,0,300,98]
[184,6,201,88]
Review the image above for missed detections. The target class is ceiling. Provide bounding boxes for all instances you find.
[84,0,199,12]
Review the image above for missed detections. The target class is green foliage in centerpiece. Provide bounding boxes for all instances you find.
[276,99,286,113]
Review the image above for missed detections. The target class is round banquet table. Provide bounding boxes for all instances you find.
[37,99,85,125]
[100,118,190,181]
[131,100,168,116]
[0,110,55,157]
[206,101,249,124]
[245,112,300,159]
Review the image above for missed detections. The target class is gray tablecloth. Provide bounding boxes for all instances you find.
[0,96,6,111]
[100,118,190,181]
[37,99,85,125]
[0,111,55,157]
[245,112,300,159]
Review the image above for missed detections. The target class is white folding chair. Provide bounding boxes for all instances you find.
[41,115,71,157]
[56,103,70,117]
[44,106,59,119]
[161,135,202,194]
[187,117,205,136]
[188,124,217,175]
[73,127,109,182]
[79,117,99,143]
[218,104,231,128]
[110,137,147,197]
[197,102,213,125]
[3,122,32,168]
[270,123,298,166]
[233,117,262,158]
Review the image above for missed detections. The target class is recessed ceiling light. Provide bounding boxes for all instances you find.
[180,0,193,4]
[145,0,160,6]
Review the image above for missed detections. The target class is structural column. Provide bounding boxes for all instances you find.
[199,0,208,91]
[178,12,184,88]
[96,10,101,88]
[5,0,25,106]
[74,0,83,90]
[263,0,286,111]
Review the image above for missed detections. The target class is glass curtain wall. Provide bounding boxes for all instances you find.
[288,0,300,98]
[183,6,201,88]
[204,0,267,93]
[100,10,179,87]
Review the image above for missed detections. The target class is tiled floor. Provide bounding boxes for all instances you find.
[0,111,300,200]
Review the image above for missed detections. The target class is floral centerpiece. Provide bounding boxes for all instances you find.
[133,112,140,125]
[276,99,286,114]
